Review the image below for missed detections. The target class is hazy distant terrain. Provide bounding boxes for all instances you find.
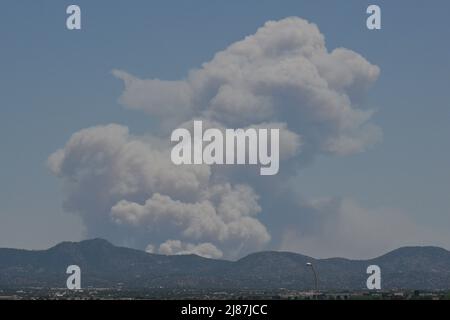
[1,239,449,290]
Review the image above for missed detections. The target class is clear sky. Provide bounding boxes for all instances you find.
[1,0,449,259]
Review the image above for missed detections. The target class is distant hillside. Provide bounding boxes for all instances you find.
[1,239,449,290]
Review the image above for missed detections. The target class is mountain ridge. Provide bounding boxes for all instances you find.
[1,239,449,290]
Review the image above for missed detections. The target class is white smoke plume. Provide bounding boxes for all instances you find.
[49,17,424,259]
[113,17,381,158]
[146,240,223,259]
[48,124,270,258]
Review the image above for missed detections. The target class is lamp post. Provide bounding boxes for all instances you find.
[306,262,318,298]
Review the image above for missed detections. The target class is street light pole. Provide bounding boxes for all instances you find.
[306,262,318,298]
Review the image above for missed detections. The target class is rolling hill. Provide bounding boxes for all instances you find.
[1,239,449,290]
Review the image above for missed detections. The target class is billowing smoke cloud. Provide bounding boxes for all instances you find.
[113,17,381,158]
[49,17,429,259]
[48,124,270,258]
[146,240,223,259]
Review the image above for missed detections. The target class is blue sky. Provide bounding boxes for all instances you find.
[1,1,449,257]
